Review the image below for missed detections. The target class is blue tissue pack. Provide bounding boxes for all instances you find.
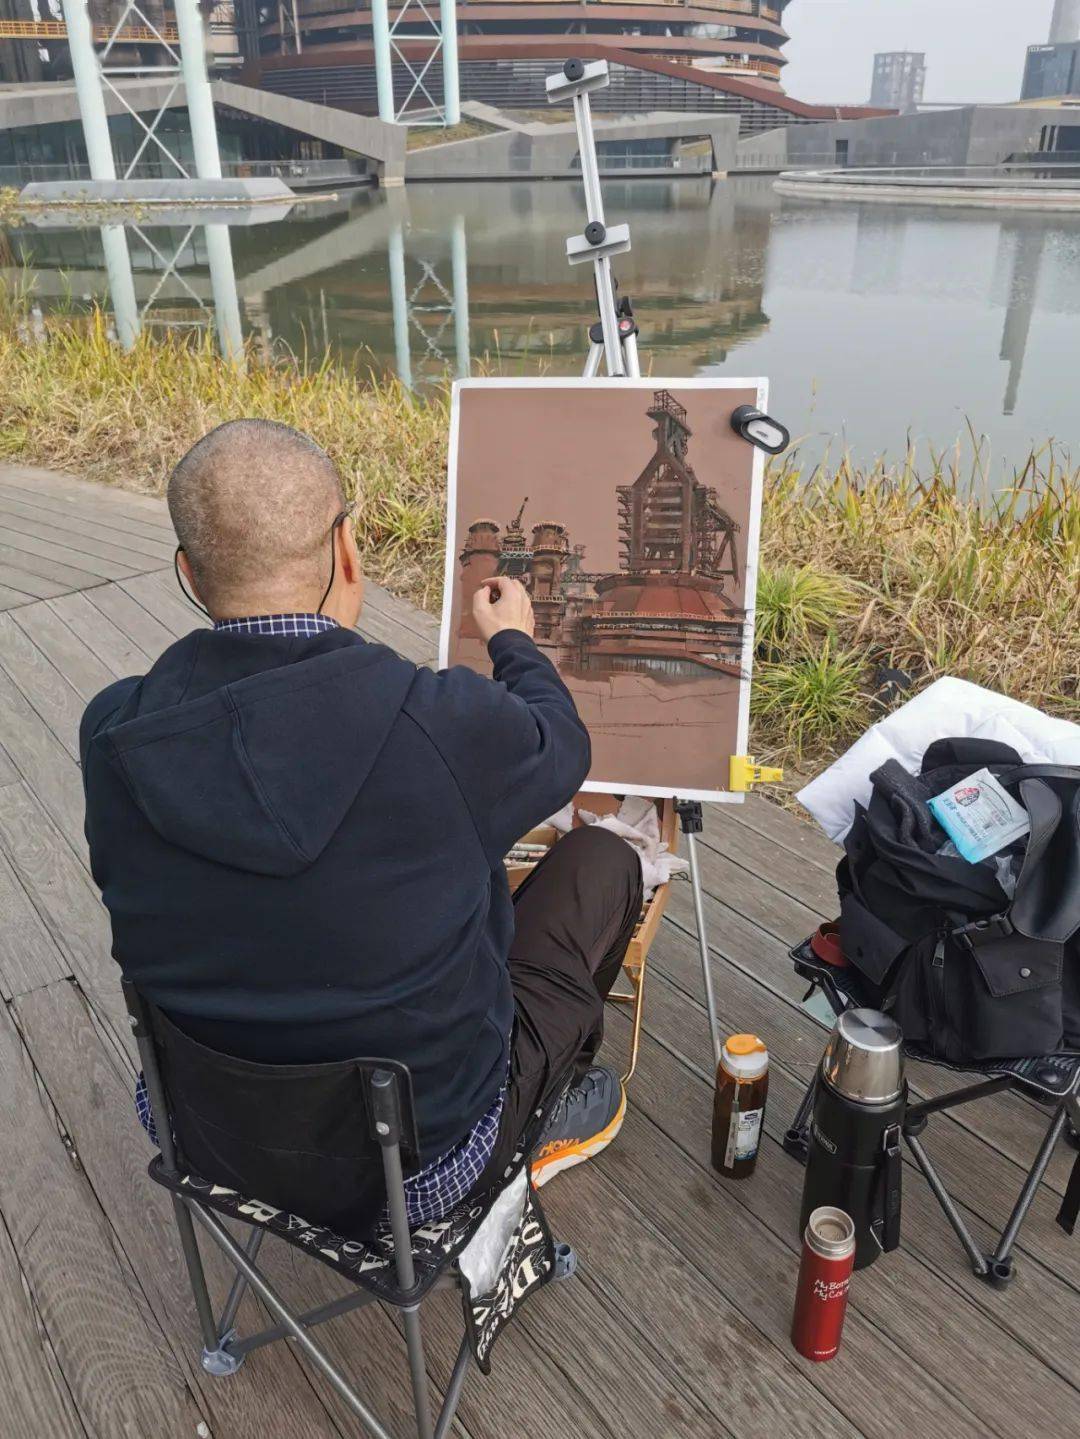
[928,768,1030,865]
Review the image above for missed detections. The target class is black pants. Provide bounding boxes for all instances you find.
[478,825,644,1181]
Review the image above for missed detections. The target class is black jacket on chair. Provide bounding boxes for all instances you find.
[80,625,590,1166]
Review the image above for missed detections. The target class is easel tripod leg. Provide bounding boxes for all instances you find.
[676,801,722,1073]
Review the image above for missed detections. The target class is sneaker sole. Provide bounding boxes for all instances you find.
[530,1086,627,1189]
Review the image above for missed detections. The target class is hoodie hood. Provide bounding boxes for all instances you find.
[94,629,416,877]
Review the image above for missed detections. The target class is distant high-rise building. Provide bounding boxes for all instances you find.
[870,51,926,113]
[1023,0,1080,101]
[1049,0,1080,45]
[1021,41,1080,99]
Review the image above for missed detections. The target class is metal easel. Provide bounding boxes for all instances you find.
[545,57,728,1072]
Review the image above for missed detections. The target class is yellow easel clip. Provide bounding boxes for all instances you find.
[729,755,784,793]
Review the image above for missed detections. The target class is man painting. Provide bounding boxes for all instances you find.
[81,420,641,1228]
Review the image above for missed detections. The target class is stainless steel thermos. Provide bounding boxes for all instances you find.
[799,1009,905,1270]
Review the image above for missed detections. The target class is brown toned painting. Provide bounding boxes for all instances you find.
[439,378,766,802]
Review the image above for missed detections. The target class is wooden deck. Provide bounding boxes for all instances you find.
[0,462,1076,1439]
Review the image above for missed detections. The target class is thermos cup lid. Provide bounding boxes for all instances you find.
[721,1034,768,1080]
[821,1008,904,1104]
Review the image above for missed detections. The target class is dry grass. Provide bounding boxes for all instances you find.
[0,307,449,609]
[0,303,1076,770]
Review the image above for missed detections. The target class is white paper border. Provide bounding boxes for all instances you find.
[439,376,768,803]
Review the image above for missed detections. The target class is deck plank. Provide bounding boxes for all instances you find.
[0,491,176,563]
[15,980,349,1439]
[714,795,841,873]
[603,1004,1080,1437]
[0,662,88,862]
[0,517,143,579]
[84,580,178,660]
[0,580,36,610]
[0,782,131,1055]
[119,571,209,640]
[0,481,178,545]
[614,945,1080,1392]
[0,612,86,760]
[0,465,176,530]
[0,541,109,592]
[0,842,70,998]
[0,463,1074,1438]
[12,603,117,702]
[0,999,208,1437]
[46,592,151,679]
[0,561,72,600]
[0,1212,87,1439]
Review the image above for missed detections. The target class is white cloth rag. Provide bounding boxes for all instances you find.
[457,1168,528,1296]
[547,795,688,898]
[797,677,1080,843]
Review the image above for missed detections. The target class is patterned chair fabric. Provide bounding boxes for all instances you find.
[150,1103,558,1371]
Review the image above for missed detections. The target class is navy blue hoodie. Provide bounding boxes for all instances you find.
[80,625,590,1165]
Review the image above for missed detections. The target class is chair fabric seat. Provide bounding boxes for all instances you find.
[149,1098,559,1372]
[791,937,1080,1099]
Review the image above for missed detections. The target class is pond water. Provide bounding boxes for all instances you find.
[7,177,1080,478]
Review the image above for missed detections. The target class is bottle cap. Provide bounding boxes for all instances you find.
[721,1034,768,1079]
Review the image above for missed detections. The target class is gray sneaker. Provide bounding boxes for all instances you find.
[531,1064,626,1188]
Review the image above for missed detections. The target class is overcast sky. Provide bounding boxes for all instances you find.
[782,0,1059,104]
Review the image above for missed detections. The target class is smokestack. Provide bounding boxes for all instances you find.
[1049,0,1080,43]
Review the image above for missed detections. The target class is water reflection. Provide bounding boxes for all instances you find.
[5,178,1079,470]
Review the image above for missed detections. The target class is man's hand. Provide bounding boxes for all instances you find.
[472,577,535,643]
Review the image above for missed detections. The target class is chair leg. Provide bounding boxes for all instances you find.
[783,1074,817,1164]
[433,1336,471,1439]
[990,1103,1069,1279]
[903,1130,990,1279]
[402,1305,435,1439]
[213,1227,265,1348]
[189,1203,396,1439]
[171,1196,220,1353]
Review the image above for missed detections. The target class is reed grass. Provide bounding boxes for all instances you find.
[0,304,1075,772]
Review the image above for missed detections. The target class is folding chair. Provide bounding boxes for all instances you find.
[782,938,1080,1287]
[124,981,577,1439]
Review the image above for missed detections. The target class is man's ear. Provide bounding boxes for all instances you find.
[339,517,362,587]
[177,548,204,603]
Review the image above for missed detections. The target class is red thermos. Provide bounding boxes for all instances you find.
[791,1207,856,1362]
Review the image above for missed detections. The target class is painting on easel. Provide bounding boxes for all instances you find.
[439,377,767,803]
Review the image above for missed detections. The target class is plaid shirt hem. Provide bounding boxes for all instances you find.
[133,609,505,1227]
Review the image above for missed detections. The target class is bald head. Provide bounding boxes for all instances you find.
[168,420,346,617]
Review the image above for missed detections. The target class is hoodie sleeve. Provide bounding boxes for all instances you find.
[79,678,140,774]
[406,630,591,866]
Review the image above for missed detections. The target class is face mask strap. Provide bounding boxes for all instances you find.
[174,547,212,620]
[317,505,355,616]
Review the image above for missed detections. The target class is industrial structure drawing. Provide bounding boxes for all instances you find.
[457,389,746,681]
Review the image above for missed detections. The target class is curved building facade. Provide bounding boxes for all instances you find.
[230,0,867,129]
[246,0,792,90]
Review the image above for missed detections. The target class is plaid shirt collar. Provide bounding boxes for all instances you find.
[213,613,339,638]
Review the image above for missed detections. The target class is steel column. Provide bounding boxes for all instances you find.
[173,0,222,179]
[60,0,117,179]
[450,213,470,378]
[100,225,141,350]
[204,223,245,362]
[371,0,396,123]
[441,0,460,126]
[388,222,413,388]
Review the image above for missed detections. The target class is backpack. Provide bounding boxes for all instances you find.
[837,738,1080,1065]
